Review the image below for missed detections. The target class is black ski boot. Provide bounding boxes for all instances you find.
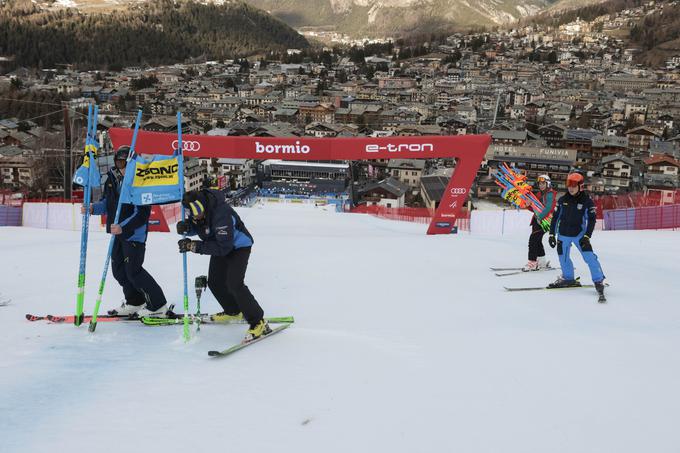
[595,281,606,303]
[547,276,582,289]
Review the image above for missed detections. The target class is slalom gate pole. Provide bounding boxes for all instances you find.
[176,112,190,342]
[75,104,94,326]
[89,110,143,332]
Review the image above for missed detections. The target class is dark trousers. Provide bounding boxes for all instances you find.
[111,238,167,310]
[208,247,263,326]
[528,217,546,261]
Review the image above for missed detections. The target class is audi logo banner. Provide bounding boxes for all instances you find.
[109,128,490,235]
[171,140,201,152]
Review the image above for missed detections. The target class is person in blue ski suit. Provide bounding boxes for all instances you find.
[86,146,168,317]
[176,188,271,341]
[548,172,605,297]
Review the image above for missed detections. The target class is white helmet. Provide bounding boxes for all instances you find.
[537,174,551,187]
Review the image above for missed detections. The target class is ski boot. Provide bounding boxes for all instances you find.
[213,312,244,323]
[136,303,170,318]
[547,276,581,289]
[537,256,550,270]
[522,260,539,272]
[107,302,144,317]
[243,319,272,343]
[595,281,606,303]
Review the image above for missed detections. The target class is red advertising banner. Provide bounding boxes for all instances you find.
[109,128,490,235]
[148,205,170,232]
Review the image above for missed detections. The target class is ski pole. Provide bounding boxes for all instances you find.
[89,110,143,333]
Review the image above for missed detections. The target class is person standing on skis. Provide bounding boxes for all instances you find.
[547,172,606,299]
[84,146,169,317]
[523,174,556,272]
[176,188,271,342]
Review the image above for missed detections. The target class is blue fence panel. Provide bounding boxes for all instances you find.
[0,206,22,226]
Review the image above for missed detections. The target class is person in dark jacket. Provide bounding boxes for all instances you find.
[86,146,168,317]
[177,188,270,341]
[523,174,557,271]
[548,172,605,296]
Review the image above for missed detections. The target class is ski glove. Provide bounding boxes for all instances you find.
[176,220,190,235]
[178,238,198,253]
[548,235,557,248]
[579,235,591,249]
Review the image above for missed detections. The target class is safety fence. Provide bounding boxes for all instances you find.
[604,204,680,230]
[21,202,105,231]
[593,190,680,215]
[19,202,174,232]
[160,203,182,225]
[348,205,471,231]
[0,205,22,226]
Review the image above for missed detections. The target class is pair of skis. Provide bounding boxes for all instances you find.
[491,267,608,303]
[490,266,557,277]
[26,312,294,325]
[26,312,294,357]
[503,281,608,303]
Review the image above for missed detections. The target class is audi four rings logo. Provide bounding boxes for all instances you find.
[450,188,467,195]
[172,140,201,152]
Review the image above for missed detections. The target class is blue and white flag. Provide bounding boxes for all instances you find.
[118,151,182,206]
[72,142,101,188]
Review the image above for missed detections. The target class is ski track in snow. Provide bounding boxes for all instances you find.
[1,203,680,452]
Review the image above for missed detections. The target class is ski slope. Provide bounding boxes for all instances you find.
[1,203,679,453]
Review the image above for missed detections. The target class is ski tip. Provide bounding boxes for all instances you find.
[26,314,40,321]
[74,313,84,327]
[207,350,223,357]
[88,322,97,333]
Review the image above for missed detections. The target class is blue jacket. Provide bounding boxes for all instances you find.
[92,168,150,243]
[549,190,596,238]
[184,189,253,256]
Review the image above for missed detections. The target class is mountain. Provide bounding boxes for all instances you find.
[242,0,608,37]
[0,0,309,69]
[20,0,611,38]
[245,0,550,36]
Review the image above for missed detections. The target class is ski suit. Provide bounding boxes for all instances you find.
[92,168,167,310]
[184,189,263,325]
[549,190,605,283]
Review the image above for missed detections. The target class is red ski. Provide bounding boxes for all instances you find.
[26,314,134,323]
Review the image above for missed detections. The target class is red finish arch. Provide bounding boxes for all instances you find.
[109,128,490,235]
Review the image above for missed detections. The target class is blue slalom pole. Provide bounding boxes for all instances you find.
[74,104,95,326]
[89,110,143,332]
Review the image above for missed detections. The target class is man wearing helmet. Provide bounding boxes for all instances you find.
[84,146,169,317]
[548,172,606,300]
[523,174,556,272]
[176,188,270,342]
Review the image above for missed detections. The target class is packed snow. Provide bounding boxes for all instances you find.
[1,202,679,452]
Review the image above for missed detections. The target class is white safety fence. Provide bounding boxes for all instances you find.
[469,209,602,235]
[22,202,105,232]
[470,209,533,235]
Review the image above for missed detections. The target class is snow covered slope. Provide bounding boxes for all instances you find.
[1,203,679,452]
